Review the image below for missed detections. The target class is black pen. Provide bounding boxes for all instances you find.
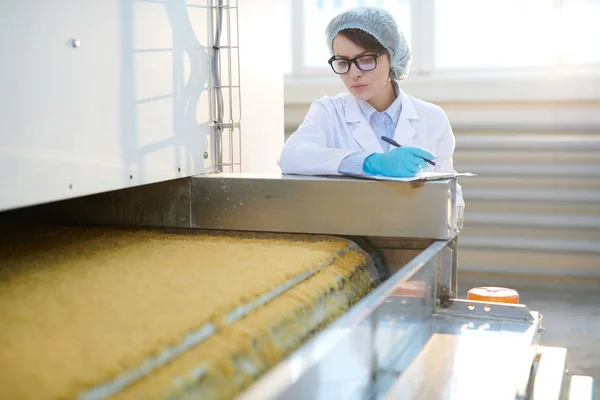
[380,136,436,166]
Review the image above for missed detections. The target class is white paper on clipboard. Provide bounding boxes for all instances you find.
[350,171,477,182]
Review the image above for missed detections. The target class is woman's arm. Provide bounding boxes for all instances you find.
[279,100,356,176]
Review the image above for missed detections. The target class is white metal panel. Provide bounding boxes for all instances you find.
[238,0,285,174]
[454,127,600,277]
[0,0,212,211]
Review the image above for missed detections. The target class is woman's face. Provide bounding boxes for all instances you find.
[331,34,391,101]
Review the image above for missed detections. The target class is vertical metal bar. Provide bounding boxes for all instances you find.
[217,5,223,172]
[369,307,379,395]
[211,0,225,172]
[212,0,218,172]
[216,1,221,171]
[234,0,242,171]
[428,255,439,311]
[226,0,234,172]
[434,242,455,308]
[449,236,458,299]
[433,246,441,305]
[448,178,458,299]
[208,0,214,172]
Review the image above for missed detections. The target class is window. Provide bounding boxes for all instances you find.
[434,0,600,69]
[435,0,557,69]
[560,0,600,65]
[288,0,600,75]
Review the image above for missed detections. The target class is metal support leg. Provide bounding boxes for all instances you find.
[448,236,458,299]
[436,236,459,309]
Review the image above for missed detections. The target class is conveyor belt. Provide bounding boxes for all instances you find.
[0,223,378,399]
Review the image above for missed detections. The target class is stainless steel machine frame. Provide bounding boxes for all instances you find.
[3,173,590,399]
[6,173,461,300]
[238,239,543,400]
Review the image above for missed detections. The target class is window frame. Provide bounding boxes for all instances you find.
[288,0,600,80]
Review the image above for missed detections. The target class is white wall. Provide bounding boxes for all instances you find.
[238,0,285,173]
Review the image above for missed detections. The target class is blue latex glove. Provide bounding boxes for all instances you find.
[363,147,435,177]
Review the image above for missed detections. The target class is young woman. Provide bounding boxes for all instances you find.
[279,6,464,207]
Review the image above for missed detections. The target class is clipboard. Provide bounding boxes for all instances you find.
[344,171,477,182]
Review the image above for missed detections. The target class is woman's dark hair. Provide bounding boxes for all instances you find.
[338,29,387,54]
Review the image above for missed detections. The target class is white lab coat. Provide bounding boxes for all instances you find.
[279,88,464,206]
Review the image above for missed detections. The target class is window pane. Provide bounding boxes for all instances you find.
[560,0,600,65]
[434,0,557,69]
[303,0,411,69]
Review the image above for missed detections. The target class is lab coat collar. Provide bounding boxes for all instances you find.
[345,86,418,152]
[357,81,402,123]
[398,89,418,120]
[357,94,402,126]
[392,89,418,146]
[345,85,418,123]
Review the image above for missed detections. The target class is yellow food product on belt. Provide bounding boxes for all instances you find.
[0,223,373,399]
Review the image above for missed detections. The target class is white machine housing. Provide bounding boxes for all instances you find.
[0,0,284,212]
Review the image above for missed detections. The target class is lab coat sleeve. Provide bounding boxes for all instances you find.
[434,111,465,207]
[279,100,356,176]
[338,151,371,175]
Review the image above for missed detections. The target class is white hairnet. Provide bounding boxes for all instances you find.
[325,6,411,81]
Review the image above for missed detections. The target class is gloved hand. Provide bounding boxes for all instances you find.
[363,147,436,177]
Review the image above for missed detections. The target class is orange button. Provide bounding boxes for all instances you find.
[467,286,519,304]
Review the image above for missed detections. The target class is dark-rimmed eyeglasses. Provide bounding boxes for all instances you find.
[327,53,384,74]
